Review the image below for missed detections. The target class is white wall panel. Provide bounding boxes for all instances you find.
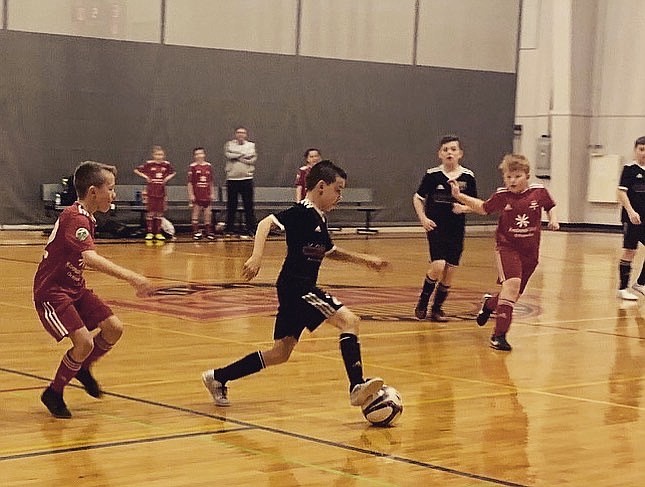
[300,0,415,64]
[417,0,520,73]
[8,0,161,43]
[165,0,297,55]
[593,0,645,116]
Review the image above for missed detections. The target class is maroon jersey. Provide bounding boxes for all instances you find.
[483,184,556,255]
[136,160,175,198]
[33,202,96,301]
[295,165,311,189]
[188,162,214,201]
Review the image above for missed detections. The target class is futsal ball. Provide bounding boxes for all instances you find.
[361,385,403,427]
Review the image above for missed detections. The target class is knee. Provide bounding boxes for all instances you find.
[76,337,94,359]
[101,316,124,341]
[428,260,446,277]
[339,312,361,335]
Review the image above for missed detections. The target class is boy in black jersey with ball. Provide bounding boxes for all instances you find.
[202,160,388,407]
[413,135,478,321]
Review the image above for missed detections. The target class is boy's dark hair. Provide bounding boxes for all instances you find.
[74,161,117,198]
[193,146,206,154]
[303,148,321,159]
[305,160,347,191]
[438,134,461,149]
[635,136,645,147]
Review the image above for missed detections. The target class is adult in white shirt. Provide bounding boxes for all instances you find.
[224,126,257,235]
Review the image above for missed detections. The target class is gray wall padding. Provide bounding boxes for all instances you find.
[0,30,515,225]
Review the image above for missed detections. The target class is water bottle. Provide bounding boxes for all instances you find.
[54,193,61,206]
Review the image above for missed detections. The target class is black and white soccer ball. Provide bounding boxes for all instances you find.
[361,385,403,427]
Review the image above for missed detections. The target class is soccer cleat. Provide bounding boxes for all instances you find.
[350,377,384,406]
[145,233,154,240]
[490,335,512,351]
[632,283,645,297]
[41,387,72,419]
[155,233,166,241]
[617,288,639,301]
[430,309,449,322]
[476,293,494,326]
[75,368,103,398]
[202,371,230,407]
[193,232,203,240]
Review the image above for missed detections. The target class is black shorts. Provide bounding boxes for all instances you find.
[274,285,344,341]
[426,227,465,266]
[623,222,645,250]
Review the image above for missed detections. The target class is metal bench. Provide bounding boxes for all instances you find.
[42,184,383,233]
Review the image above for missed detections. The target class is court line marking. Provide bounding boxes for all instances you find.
[0,366,528,487]
[0,427,252,462]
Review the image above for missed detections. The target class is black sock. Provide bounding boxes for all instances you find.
[638,261,645,286]
[432,283,450,311]
[214,352,265,385]
[339,333,364,391]
[418,276,437,306]
[619,259,632,289]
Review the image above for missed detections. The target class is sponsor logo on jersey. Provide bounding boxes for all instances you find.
[515,214,530,228]
[75,227,90,241]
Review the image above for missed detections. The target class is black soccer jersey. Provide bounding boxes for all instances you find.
[618,161,645,222]
[415,166,477,226]
[272,199,335,288]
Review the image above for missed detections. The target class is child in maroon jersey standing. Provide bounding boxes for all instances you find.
[134,145,176,241]
[187,147,216,239]
[34,161,153,418]
[450,154,559,351]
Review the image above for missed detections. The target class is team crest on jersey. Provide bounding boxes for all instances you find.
[504,204,513,211]
[515,214,529,228]
[436,184,445,190]
[638,174,643,179]
[529,200,539,210]
[75,227,90,241]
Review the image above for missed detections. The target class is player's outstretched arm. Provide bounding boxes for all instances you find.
[449,180,487,215]
[327,246,389,271]
[82,250,153,297]
[242,216,275,281]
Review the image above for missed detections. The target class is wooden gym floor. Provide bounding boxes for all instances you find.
[0,229,643,486]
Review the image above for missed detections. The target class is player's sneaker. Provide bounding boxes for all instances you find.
[193,232,203,240]
[154,233,166,241]
[75,368,103,398]
[202,370,230,407]
[430,309,449,322]
[414,294,430,320]
[490,334,512,351]
[41,387,72,419]
[206,233,216,240]
[632,283,645,297]
[617,288,639,300]
[145,233,154,240]
[476,293,494,326]
[349,377,384,406]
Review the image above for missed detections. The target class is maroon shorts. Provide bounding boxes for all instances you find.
[35,289,113,342]
[194,200,212,209]
[146,196,165,213]
[495,248,538,294]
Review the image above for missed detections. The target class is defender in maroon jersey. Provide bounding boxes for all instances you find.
[34,161,153,418]
[295,148,322,202]
[450,154,559,351]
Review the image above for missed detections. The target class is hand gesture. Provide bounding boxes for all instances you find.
[448,179,461,196]
[132,274,154,298]
[242,256,261,281]
[628,209,642,225]
[421,217,437,232]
